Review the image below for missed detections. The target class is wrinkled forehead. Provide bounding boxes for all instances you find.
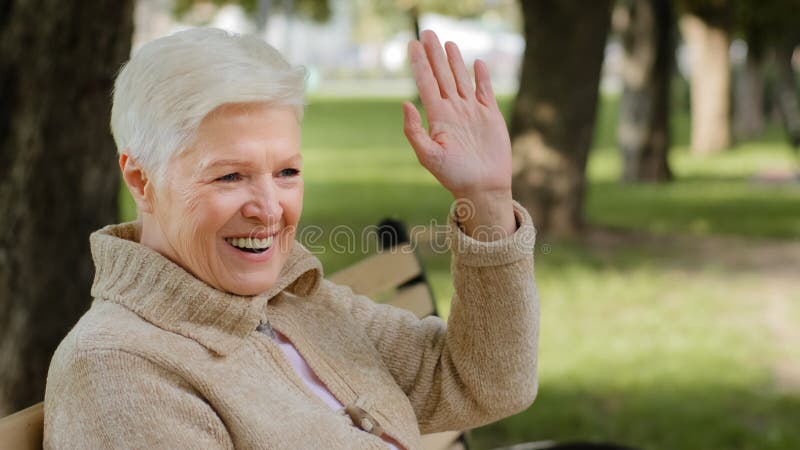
[174,103,302,172]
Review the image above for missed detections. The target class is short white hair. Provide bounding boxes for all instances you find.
[111,27,306,181]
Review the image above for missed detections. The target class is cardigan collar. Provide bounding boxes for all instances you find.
[89,221,323,356]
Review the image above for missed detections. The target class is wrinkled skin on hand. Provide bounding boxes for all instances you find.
[402,30,516,240]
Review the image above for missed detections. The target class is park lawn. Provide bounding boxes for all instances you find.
[119,96,800,450]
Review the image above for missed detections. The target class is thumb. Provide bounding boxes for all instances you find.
[402,101,440,167]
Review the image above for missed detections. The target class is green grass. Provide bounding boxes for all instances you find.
[473,241,800,450]
[119,96,800,450]
[586,97,800,240]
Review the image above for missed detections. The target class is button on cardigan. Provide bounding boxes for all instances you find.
[43,201,540,450]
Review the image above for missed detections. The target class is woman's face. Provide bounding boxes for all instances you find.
[148,103,303,296]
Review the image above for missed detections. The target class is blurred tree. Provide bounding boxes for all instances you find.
[173,0,331,31]
[733,0,800,147]
[510,0,612,236]
[375,0,487,38]
[614,0,673,182]
[352,0,412,45]
[731,1,768,141]
[732,46,766,141]
[678,0,733,154]
[0,0,133,414]
[774,44,800,148]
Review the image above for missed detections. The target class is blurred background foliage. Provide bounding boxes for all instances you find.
[173,0,333,23]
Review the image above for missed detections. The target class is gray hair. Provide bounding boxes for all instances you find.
[111,27,306,182]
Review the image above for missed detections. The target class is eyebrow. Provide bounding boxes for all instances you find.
[199,159,248,171]
[199,154,303,172]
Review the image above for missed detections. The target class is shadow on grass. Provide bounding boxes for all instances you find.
[586,179,800,240]
[471,383,800,450]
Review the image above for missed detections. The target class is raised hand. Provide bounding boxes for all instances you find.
[403,30,516,240]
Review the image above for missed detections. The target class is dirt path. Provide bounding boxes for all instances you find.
[762,278,800,393]
[582,228,800,393]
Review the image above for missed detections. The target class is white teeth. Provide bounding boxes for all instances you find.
[226,235,274,250]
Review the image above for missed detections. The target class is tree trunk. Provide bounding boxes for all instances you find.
[679,13,731,154]
[733,48,766,141]
[774,44,800,148]
[616,0,673,182]
[511,0,611,236]
[0,0,133,414]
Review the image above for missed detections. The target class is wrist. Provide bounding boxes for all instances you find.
[451,190,516,241]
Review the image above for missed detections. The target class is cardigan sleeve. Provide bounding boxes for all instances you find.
[344,200,539,433]
[44,346,234,450]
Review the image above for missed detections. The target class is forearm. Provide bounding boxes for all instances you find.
[415,201,539,431]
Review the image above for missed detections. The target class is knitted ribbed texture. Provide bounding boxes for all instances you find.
[44,201,539,450]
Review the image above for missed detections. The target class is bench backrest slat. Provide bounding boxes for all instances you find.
[0,402,43,450]
[328,244,420,298]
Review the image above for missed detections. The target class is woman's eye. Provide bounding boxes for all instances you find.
[216,173,241,182]
[278,168,300,177]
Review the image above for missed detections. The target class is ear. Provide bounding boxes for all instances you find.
[119,153,155,214]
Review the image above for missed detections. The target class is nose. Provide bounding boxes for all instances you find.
[241,177,282,224]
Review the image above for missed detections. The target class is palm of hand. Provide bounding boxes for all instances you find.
[403,31,512,200]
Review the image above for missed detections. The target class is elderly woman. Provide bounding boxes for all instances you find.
[44,27,539,449]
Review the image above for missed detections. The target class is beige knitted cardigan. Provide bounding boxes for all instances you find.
[44,202,539,450]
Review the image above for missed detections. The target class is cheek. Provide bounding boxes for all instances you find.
[283,185,304,224]
[172,188,238,246]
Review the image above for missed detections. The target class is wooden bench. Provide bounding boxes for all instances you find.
[0,219,467,450]
[0,403,43,450]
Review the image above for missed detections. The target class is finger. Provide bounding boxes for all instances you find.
[474,59,499,110]
[421,30,458,99]
[408,39,442,112]
[402,101,440,167]
[444,42,474,99]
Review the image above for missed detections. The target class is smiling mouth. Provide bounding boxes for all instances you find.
[225,236,274,254]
